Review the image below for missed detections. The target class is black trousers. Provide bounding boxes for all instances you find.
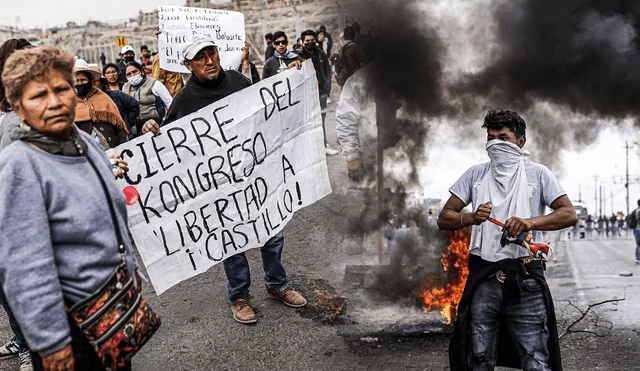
[31,314,133,371]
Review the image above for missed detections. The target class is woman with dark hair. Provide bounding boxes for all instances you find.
[0,37,34,371]
[0,45,152,371]
[102,63,121,91]
[73,59,128,148]
[122,61,172,136]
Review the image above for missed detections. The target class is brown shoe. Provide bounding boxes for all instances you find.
[269,289,307,308]
[231,298,257,324]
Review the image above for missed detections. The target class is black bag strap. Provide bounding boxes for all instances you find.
[85,153,126,255]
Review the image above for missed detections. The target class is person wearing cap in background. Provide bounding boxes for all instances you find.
[88,63,140,137]
[143,35,307,325]
[118,45,135,85]
[74,59,129,148]
[152,30,184,98]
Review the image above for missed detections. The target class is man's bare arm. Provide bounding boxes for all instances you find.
[438,195,492,231]
[504,195,577,237]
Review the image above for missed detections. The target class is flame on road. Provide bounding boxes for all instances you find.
[420,229,470,324]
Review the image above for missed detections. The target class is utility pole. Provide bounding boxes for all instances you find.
[599,185,603,217]
[594,174,599,216]
[626,141,633,216]
[611,189,614,216]
[578,184,582,203]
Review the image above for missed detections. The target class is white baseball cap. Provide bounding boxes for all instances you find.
[121,45,135,55]
[182,35,217,61]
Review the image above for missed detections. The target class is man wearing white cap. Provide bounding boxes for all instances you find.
[143,35,308,325]
[118,45,136,85]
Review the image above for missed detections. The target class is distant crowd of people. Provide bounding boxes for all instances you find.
[566,213,631,240]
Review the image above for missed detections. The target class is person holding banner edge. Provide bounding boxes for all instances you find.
[143,35,308,324]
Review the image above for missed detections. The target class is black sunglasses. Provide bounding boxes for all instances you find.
[273,40,288,46]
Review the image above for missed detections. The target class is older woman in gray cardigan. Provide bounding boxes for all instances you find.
[0,46,140,371]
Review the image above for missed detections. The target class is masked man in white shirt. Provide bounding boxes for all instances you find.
[438,110,576,371]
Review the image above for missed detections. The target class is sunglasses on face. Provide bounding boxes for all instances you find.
[273,40,288,46]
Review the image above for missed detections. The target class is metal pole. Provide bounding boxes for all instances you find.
[599,185,603,217]
[611,189,614,216]
[594,174,599,216]
[579,184,582,203]
[376,116,384,265]
[626,141,630,216]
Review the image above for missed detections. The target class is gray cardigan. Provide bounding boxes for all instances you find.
[0,130,138,356]
[0,111,19,152]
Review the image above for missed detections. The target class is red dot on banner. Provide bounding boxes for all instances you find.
[123,186,140,206]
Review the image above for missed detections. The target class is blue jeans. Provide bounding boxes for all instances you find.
[319,94,327,145]
[470,278,550,371]
[634,230,640,261]
[0,287,28,352]
[223,232,288,302]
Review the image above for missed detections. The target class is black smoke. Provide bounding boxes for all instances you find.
[454,0,640,124]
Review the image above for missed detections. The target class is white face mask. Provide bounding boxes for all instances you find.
[485,139,528,167]
[127,74,144,87]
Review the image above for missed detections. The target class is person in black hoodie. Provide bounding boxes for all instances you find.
[141,36,308,326]
[262,31,301,80]
[300,29,338,156]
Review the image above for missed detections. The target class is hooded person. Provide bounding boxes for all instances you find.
[142,35,307,326]
[437,110,577,371]
[73,59,129,148]
[262,31,301,80]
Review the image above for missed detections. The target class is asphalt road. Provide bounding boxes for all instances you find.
[2,97,640,370]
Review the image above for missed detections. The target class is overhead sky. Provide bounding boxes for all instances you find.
[0,1,184,29]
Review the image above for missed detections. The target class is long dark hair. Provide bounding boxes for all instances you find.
[0,38,32,112]
[102,63,122,90]
[102,62,118,76]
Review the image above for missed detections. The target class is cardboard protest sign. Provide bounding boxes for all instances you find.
[158,5,245,73]
[115,61,332,294]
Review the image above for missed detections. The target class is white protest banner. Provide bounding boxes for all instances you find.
[115,61,332,294]
[158,5,245,73]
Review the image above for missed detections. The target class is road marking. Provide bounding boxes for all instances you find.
[565,241,585,297]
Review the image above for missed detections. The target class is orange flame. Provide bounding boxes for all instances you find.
[420,229,470,324]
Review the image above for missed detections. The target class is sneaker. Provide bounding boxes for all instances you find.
[268,288,307,308]
[231,298,257,324]
[0,339,18,359]
[325,145,339,156]
[18,350,32,371]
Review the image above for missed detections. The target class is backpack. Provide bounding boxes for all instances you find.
[335,43,355,86]
[627,209,639,229]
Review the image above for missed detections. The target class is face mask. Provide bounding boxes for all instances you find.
[127,75,144,87]
[304,42,316,51]
[485,139,528,167]
[123,56,135,63]
[75,82,92,97]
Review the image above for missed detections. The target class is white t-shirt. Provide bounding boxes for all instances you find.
[449,161,566,260]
